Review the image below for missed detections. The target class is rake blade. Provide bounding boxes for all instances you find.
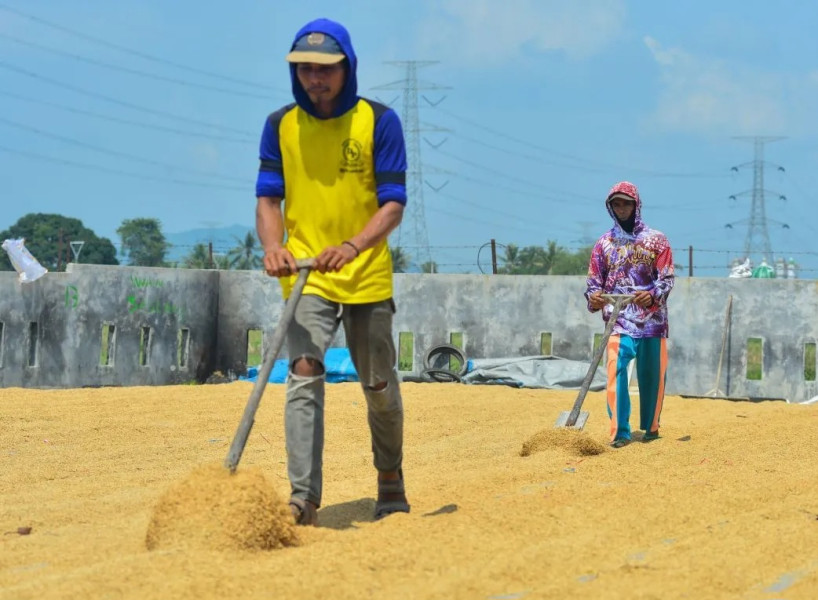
[554,410,590,430]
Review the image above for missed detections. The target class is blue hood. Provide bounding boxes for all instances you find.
[289,18,358,119]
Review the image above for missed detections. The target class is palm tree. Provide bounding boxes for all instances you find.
[227,232,262,271]
[181,243,211,269]
[390,246,410,273]
[498,244,520,274]
[213,254,231,270]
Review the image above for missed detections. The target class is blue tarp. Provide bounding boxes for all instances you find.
[241,347,360,383]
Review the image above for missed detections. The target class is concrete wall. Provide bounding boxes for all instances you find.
[2,265,816,402]
[0,265,218,388]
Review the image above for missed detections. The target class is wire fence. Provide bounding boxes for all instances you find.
[150,240,818,278]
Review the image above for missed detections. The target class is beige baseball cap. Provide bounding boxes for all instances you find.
[286,32,345,64]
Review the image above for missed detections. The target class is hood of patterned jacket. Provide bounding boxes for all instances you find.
[605,180,645,238]
[288,18,359,119]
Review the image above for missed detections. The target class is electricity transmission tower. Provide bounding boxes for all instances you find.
[372,61,449,269]
[727,136,787,263]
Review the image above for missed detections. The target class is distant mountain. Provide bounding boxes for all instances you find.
[164,224,255,264]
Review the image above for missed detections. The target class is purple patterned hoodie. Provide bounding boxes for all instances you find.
[585,181,675,338]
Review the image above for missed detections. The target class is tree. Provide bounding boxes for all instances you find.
[0,213,118,272]
[498,241,591,275]
[421,261,438,273]
[498,244,521,274]
[390,246,410,273]
[214,254,231,270]
[227,231,262,270]
[116,218,169,266]
[551,245,593,275]
[181,243,212,269]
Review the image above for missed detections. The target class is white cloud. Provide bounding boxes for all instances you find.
[414,0,627,66]
[643,36,818,137]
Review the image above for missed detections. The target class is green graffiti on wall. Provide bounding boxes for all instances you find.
[127,295,184,318]
[65,285,79,308]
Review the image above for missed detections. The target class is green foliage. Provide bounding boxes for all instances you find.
[398,332,413,371]
[421,261,438,273]
[497,241,592,275]
[390,246,410,273]
[227,231,262,271]
[449,332,464,373]
[177,244,233,270]
[181,243,212,269]
[247,329,263,366]
[805,343,816,382]
[551,245,593,275]
[116,218,169,267]
[213,254,231,270]
[0,213,118,272]
[746,338,763,380]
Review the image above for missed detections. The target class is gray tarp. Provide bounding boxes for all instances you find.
[461,355,607,390]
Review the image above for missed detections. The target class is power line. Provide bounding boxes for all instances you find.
[430,146,597,203]
[728,136,786,262]
[0,89,255,144]
[427,198,543,236]
[445,131,606,173]
[0,116,248,183]
[430,165,580,203]
[0,31,285,101]
[0,143,246,191]
[0,2,280,92]
[430,105,730,179]
[435,192,545,228]
[0,60,256,136]
[373,61,449,266]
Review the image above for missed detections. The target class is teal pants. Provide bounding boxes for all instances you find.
[605,335,668,442]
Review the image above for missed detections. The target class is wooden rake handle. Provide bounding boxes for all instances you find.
[564,294,635,426]
[224,258,315,473]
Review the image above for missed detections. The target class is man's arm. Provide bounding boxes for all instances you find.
[256,196,295,277]
[585,241,607,312]
[649,242,675,306]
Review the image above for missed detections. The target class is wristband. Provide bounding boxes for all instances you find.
[342,240,361,256]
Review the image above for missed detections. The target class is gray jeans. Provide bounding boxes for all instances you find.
[284,294,404,507]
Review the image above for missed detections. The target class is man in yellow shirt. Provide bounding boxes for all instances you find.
[255,18,410,526]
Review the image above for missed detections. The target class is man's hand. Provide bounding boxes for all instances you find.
[633,290,653,308]
[588,291,605,310]
[262,247,297,278]
[314,242,358,273]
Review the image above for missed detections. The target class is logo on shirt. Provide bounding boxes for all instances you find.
[632,246,655,265]
[340,138,363,174]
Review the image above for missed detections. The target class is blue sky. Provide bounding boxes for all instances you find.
[1,1,817,276]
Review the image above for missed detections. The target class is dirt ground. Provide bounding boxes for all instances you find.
[2,381,817,599]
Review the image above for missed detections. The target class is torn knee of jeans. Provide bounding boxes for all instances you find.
[291,355,325,377]
[365,381,388,392]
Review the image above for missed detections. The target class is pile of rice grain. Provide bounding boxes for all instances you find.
[145,463,299,552]
[519,428,607,457]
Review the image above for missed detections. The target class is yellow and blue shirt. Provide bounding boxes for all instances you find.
[256,19,407,304]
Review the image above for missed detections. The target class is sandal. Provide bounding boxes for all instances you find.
[610,438,630,449]
[374,470,411,520]
[289,497,319,526]
[642,431,660,442]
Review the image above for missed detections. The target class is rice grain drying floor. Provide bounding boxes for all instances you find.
[2,382,817,599]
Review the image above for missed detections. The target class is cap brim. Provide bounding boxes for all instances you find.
[607,192,636,203]
[285,51,345,64]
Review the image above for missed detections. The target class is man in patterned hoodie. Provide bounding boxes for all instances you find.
[585,181,675,448]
